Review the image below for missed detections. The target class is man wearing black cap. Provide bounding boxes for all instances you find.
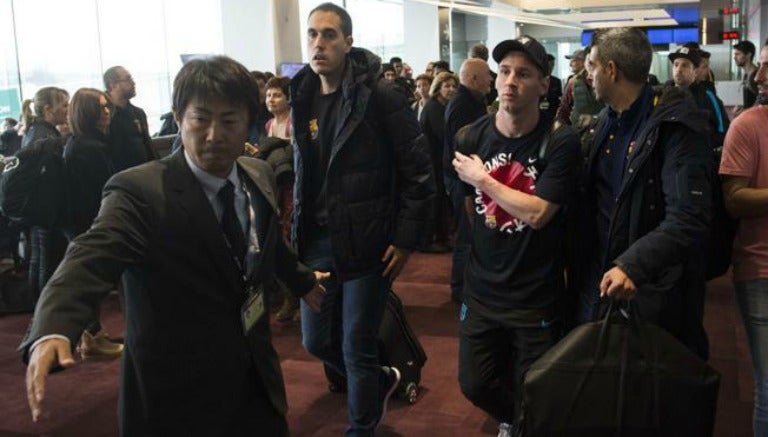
[682,42,716,91]
[667,46,729,152]
[451,35,581,437]
[556,48,603,128]
[734,40,759,112]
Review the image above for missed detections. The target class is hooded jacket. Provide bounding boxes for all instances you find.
[290,47,434,280]
[572,85,712,358]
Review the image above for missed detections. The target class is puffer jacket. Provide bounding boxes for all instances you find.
[290,47,434,280]
[571,85,712,358]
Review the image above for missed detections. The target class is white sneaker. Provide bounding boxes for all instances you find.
[497,422,514,437]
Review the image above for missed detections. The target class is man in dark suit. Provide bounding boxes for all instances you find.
[22,55,326,436]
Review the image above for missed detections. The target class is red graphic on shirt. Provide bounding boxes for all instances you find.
[474,153,538,234]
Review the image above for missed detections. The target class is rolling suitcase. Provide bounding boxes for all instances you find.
[322,289,427,404]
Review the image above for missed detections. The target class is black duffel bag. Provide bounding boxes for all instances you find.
[518,300,720,437]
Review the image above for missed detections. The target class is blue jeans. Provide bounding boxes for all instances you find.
[300,234,390,437]
[736,279,768,437]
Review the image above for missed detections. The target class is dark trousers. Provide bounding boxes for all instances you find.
[28,226,67,304]
[448,179,470,303]
[458,299,558,425]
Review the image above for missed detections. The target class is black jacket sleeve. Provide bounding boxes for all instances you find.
[379,83,435,250]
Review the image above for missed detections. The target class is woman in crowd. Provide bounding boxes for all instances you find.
[20,87,68,148]
[19,87,70,304]
[62,87,122,359]
[262,76,299,322]
[419,71,458,253]
[411,74,433,121]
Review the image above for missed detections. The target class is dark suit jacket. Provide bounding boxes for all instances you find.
[21,150,316,435]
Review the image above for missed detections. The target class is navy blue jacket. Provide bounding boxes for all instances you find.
[290,48,434,280]
[572,86,712,358]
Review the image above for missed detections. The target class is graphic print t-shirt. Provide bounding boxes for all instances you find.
[459,113,581,310]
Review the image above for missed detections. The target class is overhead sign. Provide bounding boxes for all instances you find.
[722,31,741,41]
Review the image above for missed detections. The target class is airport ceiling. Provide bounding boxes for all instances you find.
[409,0,703,29]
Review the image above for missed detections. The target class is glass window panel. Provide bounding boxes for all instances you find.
[346,0,404,61]
[98,0,222,134]
[0,0,21,120]
[14,0,102,98]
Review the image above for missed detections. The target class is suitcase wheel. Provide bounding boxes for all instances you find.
[403,382,419,404]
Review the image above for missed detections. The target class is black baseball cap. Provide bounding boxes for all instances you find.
[734,40,756,57]
[492,35,549,75]
[682,42,710,58]
[668,47,702,67]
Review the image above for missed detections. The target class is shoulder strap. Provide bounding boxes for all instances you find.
[704,89,725,134]
[537,119,563,163]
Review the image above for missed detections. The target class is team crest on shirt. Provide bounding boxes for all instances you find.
[474,152,539,234]
[309,119,319,140]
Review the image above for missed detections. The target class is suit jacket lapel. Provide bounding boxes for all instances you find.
[166,151,243,291]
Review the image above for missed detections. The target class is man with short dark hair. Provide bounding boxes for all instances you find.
[573,27,711,359]
[734,40,759,112]
[452,36,581,437]
[291,3,434,436]
[103,66,156,172]
[23,55,327,436]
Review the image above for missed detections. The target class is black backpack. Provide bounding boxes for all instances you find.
[0,137,67,228]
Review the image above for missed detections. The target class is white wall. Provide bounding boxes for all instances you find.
[403,1,440,75]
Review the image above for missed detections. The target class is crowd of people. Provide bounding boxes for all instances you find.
[3,2,767,436]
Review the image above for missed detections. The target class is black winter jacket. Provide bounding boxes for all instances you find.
[572,86,712,358]
[290,48,435,280]
[21,119,60,149]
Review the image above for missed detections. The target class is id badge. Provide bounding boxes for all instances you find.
[241,285,265,335]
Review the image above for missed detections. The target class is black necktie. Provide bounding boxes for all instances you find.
[218,181,247,267]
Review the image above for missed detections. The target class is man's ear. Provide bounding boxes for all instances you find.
[607,60,619,82]
[173,111,182,129]
[344,35,353,53]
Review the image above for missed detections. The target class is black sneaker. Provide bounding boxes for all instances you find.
[378,366,401,424]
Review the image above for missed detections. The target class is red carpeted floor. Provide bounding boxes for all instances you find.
[0,252,755,436]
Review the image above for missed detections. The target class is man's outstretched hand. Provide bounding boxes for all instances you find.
[26,338,75,422]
